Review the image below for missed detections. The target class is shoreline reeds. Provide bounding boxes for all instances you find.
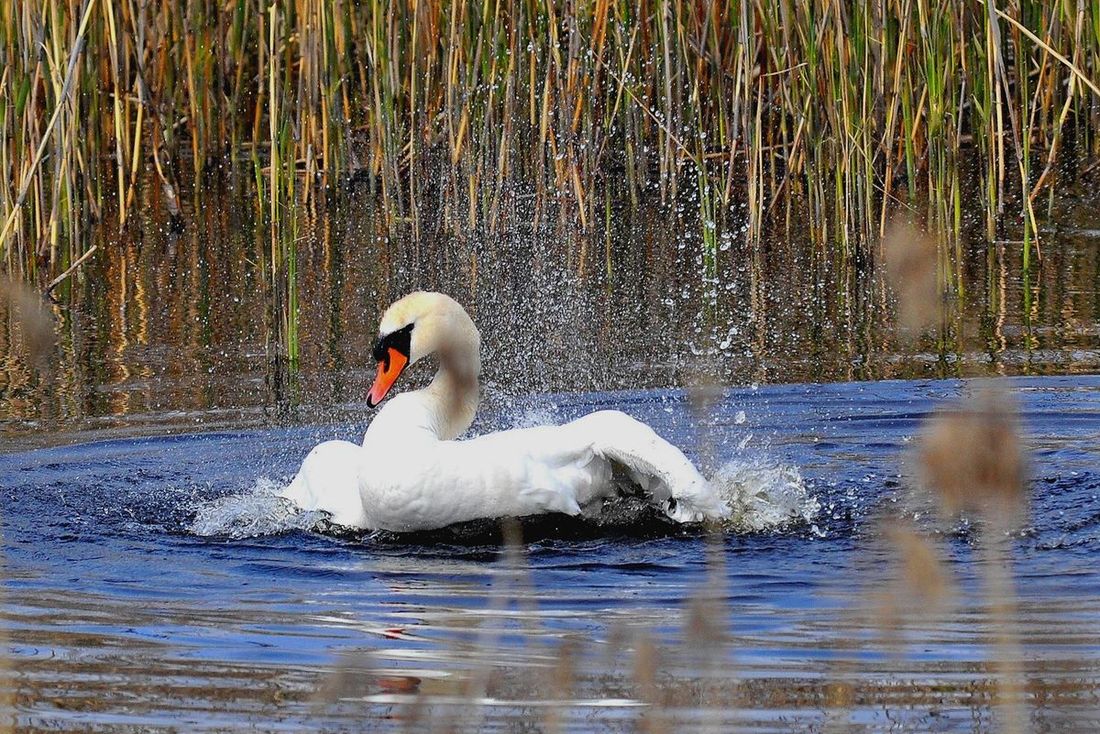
[0,1,1098,287]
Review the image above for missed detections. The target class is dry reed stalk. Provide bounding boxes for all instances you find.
[917,384,1028,734]
[881,216,941,334]
[1,0,1098,289]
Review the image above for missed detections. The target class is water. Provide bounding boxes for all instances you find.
[3,192,1100,730]
[2,377,1099,731]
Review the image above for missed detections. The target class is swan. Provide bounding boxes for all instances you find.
[280,291,730,532]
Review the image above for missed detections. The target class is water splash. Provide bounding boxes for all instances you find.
[188,478,326,539]
[186,461,817,539]
[711,459,819,532]
[504,403,564,430]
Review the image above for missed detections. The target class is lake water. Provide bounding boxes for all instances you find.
[2,193,1100,731]
[4,378,1100,731]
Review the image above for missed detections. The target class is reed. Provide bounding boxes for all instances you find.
[1,0,1098,287]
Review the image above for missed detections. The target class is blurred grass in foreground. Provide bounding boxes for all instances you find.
[308,381,1038,732]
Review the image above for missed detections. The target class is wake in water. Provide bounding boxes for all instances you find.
[188,459,818,539]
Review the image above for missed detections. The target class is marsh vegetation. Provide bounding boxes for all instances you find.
[3,0,1100,276]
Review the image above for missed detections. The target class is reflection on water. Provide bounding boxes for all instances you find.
[2,189,1100,446]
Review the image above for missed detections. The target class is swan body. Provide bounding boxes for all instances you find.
[281,292,730,532]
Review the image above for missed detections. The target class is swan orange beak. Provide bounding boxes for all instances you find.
[367,347,409,407]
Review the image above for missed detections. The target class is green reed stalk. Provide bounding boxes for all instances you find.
[3,0,1100,283]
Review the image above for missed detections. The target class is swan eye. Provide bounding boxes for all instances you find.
[372,323,414,364]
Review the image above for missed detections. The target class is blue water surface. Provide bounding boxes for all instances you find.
[3,376,1100,732]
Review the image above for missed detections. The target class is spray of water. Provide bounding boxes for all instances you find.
[188,458,817,539]
[710,459,819,532]
[188,478,326,539]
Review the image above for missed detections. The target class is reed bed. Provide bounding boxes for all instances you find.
[1,0,1098,286]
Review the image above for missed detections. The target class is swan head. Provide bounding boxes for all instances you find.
[367,291,481,407]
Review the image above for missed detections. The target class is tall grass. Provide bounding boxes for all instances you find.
[1,0,1098,284]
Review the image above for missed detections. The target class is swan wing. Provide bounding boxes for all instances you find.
[280,440,369,528]
[362,427,601,531]
[282,412,729,532]
[414,411,729,527]
[562,410,731,523]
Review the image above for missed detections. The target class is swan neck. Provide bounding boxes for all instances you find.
[425,351,479,439]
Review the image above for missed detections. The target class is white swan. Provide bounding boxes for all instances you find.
[280,292,730,532]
